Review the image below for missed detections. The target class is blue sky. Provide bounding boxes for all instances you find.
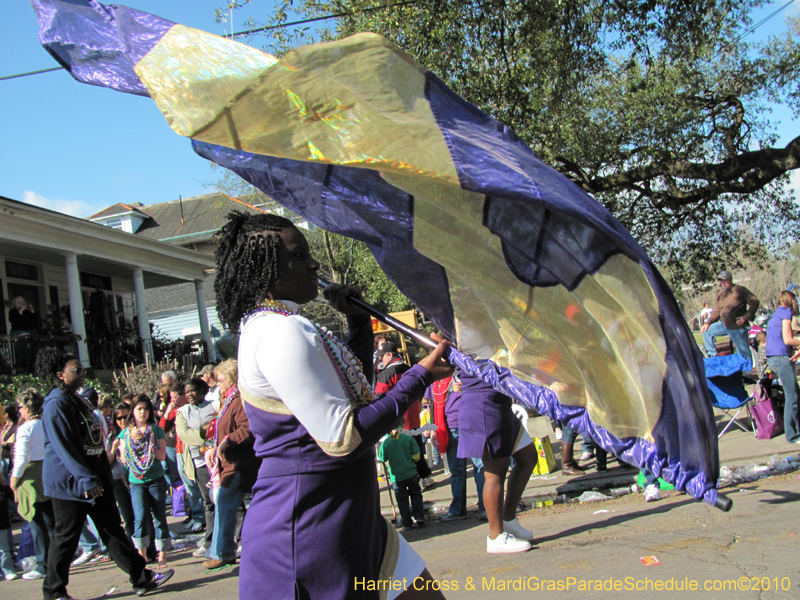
[2,1,798,218]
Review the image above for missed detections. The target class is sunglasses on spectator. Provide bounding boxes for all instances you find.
[64,367,86,374]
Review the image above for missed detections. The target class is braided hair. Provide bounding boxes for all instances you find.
[214,211,294,331]
[35,346,76,390]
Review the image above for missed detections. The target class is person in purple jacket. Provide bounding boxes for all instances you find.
[214,212,454,600]
[765,290,800,443]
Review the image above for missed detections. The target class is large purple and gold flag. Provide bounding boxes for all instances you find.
[33,0,723,506]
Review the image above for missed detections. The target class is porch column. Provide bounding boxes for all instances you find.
[133,267,154,363]
[194,279,216,362]
[64,252,90,367]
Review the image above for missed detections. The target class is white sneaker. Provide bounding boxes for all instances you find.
[503,517,534,541]
[5,573,19,581]
[72,549,98,566]
[22,570,46,580]
[487,532,531,554]
[420,477,434,489]
[192,547,208,558]
[643,484,662,502]
[555,429,563,440]
[580,451,594,462]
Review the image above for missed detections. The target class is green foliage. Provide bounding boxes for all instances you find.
[0,374,109,407]
[217,0,800,289]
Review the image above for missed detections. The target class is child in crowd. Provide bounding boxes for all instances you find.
[378,429,426,532]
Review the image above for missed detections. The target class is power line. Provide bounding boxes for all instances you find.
[1,0,418,81]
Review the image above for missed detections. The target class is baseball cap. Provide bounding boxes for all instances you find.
[717,270,733,281]
[377,342,398,357]
[198,364,215,376]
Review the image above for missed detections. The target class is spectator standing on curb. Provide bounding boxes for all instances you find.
[379,430,426,532]
[702,271,759,362]
[199,365,221,412]
[376,343,433,488]
[176,377,218,559]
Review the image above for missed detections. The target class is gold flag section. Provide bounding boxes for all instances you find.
[386,172,665,443]
[136,28,460,184]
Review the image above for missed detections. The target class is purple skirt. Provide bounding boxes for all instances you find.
[456,373,521,459]
[239,452,387,599]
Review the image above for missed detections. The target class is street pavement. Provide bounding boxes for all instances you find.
[5,407,800,600]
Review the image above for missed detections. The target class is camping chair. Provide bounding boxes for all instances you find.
[704,354,757,438]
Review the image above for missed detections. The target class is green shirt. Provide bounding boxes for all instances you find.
[378,433,420,483]
[118,425,166,484]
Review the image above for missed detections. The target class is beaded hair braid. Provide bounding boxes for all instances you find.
[214,211,294,331]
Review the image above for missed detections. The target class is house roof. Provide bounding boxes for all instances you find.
[0,196,214,287]
[131,193,271,244]
[88,202,151,220]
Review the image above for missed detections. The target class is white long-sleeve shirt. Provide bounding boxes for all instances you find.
[11,418,45,478]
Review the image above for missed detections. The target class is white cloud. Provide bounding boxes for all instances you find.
[21,191,93,218]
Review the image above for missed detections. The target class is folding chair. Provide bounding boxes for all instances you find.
[704,354,757,438]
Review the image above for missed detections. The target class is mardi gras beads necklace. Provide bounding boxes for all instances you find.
[122,424,156,480]
[245,299,374,406]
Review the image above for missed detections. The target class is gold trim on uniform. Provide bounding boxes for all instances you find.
[378,518,400,600]
[240,387,362,456]
[316,410,362,457]
[240,388,293,415]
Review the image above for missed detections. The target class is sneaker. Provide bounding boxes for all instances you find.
[183,521,204,533]
[236,545,242,558]
[181,516,192,525]
[503,517,534,541]
[432,457,441,466]
[134,569,174,596]
[438,513,467,522]
[420,477,434,489]
[478,510,488,521]
[72,549,99,566]
[580,451,594,462]
[643,484,662,502]
[413,520,426,527]
[555,428,563,440]
[90,553,109,563]
[5,573,19,580]
[487,532,531,554]
[192,547,208,558]
[22,569,46,580]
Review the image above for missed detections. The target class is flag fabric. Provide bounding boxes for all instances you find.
[33,0,722,505]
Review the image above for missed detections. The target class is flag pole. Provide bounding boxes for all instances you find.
[317,278,438,350]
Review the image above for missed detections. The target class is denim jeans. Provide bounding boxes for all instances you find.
[163,446,180,489]
[393,475,425,528]
[445,429,467,517]
[704,322,752,363]
[78,517,105,553]
[561,426,594,453]
[471,457,485,513]
[641,469,659,487]
[768,355,800,443]
[177,453,205,524]
[112,478,136,538]
[210,472,246,562]
[0,526,14,577]
[129,477,172,552]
